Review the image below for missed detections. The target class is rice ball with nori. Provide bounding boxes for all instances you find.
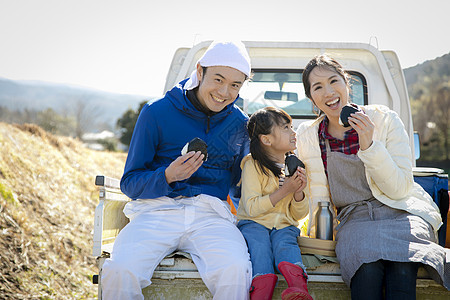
[284,154,305,177]
[181,137,208,161]
[339,104,361,127]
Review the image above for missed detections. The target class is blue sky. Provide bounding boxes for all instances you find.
[1,0,449,96]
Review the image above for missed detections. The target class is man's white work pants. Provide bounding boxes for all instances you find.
[101,195,252,300]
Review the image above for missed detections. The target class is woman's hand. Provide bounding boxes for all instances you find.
[348,111,375,151]
[165,151,204,184]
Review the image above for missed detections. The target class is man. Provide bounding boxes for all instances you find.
[101,41,252,299]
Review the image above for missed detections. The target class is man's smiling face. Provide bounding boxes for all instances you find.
[196,65,246,112]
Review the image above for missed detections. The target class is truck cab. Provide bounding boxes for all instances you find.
[93,41,449,299]
[165,41,415,159]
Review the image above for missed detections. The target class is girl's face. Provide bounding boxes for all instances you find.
[308,66,350,121]
[265,120,297,158]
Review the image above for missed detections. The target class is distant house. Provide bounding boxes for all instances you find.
[82,130,115,151]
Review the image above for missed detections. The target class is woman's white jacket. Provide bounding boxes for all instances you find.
[296,104,442,237]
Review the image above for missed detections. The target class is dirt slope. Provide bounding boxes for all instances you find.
[0,122,126,299]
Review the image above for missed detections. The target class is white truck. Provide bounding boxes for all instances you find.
[92,41,449,299]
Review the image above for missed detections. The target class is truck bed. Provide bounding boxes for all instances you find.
[93,175,450,299]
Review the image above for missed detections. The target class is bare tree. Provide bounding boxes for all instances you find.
[71,95,101,139]
[433,85,450,160]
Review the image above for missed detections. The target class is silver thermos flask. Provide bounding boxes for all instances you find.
[315,201,333,240]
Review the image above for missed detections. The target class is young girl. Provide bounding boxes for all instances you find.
[237,107,312,300]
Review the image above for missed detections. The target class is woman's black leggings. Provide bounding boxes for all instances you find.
[350,259,420,300]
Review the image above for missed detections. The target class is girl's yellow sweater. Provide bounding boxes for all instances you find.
[237,155,309,229]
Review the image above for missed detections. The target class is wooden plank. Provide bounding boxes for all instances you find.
[93,175,131,257]
[101,189,130,202]
[101,199,129,243]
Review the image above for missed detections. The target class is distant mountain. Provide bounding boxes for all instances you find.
[403,52,450,88]
[2,51,449,133]
[0,77,153,131]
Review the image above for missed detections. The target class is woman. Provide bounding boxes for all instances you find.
[296,54,449,299]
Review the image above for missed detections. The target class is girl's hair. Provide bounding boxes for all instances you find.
[302,54,351,114]
[247,106,292,177]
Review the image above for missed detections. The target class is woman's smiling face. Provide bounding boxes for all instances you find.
[309,66,350,120]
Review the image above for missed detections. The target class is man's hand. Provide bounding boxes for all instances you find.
[165,151,205,184]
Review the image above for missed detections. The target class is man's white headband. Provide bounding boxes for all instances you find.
[184,41,251,90]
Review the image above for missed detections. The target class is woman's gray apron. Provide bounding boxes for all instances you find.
[325,139,448,288]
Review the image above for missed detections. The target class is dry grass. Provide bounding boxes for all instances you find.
[0,122,126,299]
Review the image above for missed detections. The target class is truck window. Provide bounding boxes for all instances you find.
[237,69,367,119]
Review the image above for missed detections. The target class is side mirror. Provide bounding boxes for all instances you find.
[413,132,420,160]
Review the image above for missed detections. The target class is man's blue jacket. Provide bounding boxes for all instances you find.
[120,79,249,209]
